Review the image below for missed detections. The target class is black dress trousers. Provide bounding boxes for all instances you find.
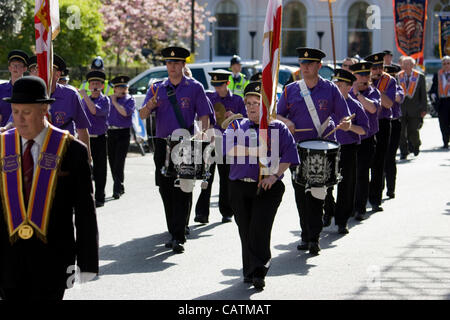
[107,128,131,195]
[90,134,107,203]
[355,135,376,214]
[384,118,401,194]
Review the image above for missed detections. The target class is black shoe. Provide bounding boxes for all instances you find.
[387,191,395,199]
[221,216,232,223]
[400,154,407,160]
[165,240,173,248]
[252,277,265,290]
[172,240,184,254]
[355,212,366,221]
[372,205,384,212]
[323,214,332,227]
[194,216,209,224]
[309,242,321,255]
[113,193,120,199]
[95,200,104,208]
[297,241,310,251]
[338,225,349,234]
[413,150,420,156]
[442,144,449,149]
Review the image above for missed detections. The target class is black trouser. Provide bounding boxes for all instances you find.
[0,287,65,300]
[229,180,285,279]
[90,134,107,203]
[154,138,192,243]
[195,162,233,219]
[437,98,450,146]
[399,116,422,155]
[107,128,131,195]
[369,119,391,206]
[324,143,358,226]
[355,135,376,214]
[384,118,401,194]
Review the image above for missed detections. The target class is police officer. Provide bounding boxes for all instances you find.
[228,55,249,98]
[80,56,113,96]
[194,69,246,224]
[80,70,111,208]
[0,50,29,127]
[323,69,369,234]
[225,81,299,289]
[277,48,351,255]
[383,64,405,199]
[108,75,136,199]
[348,61,381,221]
[139,46,213,254]
[365,52,397,212]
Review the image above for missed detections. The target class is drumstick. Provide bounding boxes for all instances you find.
[294,128,313,132]
[322,113,356,139]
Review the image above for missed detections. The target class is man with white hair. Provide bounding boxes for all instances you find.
[429,56,450,149]
[397,56,427,159]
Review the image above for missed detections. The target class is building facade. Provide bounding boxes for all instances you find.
[196,0,450,65]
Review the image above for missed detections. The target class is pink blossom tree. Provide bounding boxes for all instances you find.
[100,0,215,66]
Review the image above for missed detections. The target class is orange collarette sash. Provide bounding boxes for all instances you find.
[376,73,391,94]
[0,126,69,243]
[398,70,420,98]
[438,69,450,98]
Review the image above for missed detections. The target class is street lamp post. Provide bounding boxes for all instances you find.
[249,31,257,60]
[317,31,324,50]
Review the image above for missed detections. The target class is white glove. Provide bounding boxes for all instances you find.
[310,186,327,200]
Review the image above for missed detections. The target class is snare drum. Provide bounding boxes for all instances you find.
[294,139,341,187]
[162,136,210,180]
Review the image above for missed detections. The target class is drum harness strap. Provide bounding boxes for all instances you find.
[298,80,330,138]
[166,85,189,130]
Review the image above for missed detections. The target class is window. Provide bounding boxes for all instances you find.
[347,2,373,58]
[215,0,239,56]
[432,0,450,57]
[282,1,307,57]
[190,68,208,89]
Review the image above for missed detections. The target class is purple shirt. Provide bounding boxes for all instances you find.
[277,77,351,142]
[334,96,370,145]
[108,94,135,128]
[0,81,13,127]
[50,84,91,135]
[225,118,300,181]
[349,86,381,139]
[392,84,405,119]
[82,94,110,135]
[206,90,247,132]
[142,76,213,138]
[373,75,397,120]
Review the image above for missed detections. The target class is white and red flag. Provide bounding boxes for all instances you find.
[259,0,282,177]
[35,0,60,90]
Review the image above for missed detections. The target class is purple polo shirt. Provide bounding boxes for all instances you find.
[50,84,91,135]
[225,118,300,181]
[206,90,247,132]
[392,84,405,119]
[141,76,213,138]
[108,94,135,128]
[277,77,351,143]
[334,96,370,145]
[373,75,397,120]
[349,86,381,139]
[82,94,110,135]
[0,81,13,127]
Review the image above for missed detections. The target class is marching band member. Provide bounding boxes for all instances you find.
[107,75,135,199]
[365,52,397,212]
[323,69,369,234]
[80,70,111,208]
[349,61,381,221]
[194,69,246,224]
[139,46,212,254]
[277,47,351,255]
[225,81,299,290]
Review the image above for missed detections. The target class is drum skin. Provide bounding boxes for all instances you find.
[295,139,341,187]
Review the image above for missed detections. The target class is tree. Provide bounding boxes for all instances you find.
[0,0,26,36]
[100,0,215,66]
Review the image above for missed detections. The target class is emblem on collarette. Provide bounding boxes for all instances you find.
[2,155,20,173]
[38,153,60,170]
[18,224,33,240]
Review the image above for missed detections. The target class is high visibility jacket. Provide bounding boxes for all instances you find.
[228,73,249,98]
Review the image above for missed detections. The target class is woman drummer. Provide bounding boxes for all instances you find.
[224,81,299,290]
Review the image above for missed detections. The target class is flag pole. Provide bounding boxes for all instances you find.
[327,0,337,69]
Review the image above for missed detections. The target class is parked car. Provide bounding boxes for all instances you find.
[0,79,8,84]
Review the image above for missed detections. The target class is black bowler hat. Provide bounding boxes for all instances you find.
[333,68,356,84]
[250,72,262,82]
[244,81,261,97]
[296,47,326,64]
[28,56,37,68]
[3,76,55,104]
[208,69,231,86]
[86,70,106,82]
[349,61,373,76]
[8,50,29,66]
[364,52,385,66]
[230,55,242,66]
[53,54,66,71]
[384,64,401,76]
[111,75,130,87]
[161,46,190,62]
